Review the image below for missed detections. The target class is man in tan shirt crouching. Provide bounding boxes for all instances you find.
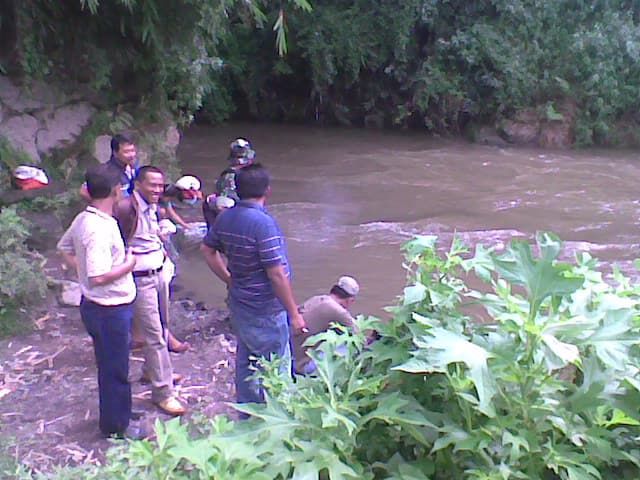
[293,276,360,375]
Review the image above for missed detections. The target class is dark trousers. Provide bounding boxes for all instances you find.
[80,297,133,436]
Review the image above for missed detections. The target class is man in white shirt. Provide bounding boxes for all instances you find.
[57,165,139,437]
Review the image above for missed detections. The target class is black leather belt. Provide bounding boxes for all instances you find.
[132,264,164,278]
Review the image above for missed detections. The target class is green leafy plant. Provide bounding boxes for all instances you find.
[0,206,47,336]
[0,137,57,197]
[42,234,640,478]
[17,190,79,216]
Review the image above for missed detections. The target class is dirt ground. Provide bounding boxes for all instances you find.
[0,255,238,472]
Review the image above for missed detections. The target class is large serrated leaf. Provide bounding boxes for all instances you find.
[395,328,496,416]
[493,232,584,320]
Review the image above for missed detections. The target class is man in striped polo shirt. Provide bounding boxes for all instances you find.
[201,163,307,407]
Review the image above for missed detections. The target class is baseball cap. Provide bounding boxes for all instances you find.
[337,276,359,297]
[175,175,201,191]
[215,196,235,209]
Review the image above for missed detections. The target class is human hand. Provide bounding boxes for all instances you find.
[125,247,136,269]
[290,312,308,333]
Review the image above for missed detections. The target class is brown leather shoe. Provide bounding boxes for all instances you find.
[155,396,187,416]
[140,373,184,385]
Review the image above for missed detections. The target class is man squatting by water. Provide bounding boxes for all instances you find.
[293,276,360,375]
[202,137,255,229]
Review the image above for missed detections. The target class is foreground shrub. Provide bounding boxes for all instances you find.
[0,206,47,336]
[50,233,640,479]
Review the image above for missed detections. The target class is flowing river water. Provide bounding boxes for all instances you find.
[175,123,640,317]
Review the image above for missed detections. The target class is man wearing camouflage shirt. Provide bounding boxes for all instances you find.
[202,138,255,229]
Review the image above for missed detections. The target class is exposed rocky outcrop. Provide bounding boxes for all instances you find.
[0,76,95,163]
[0,114,40,161]
[496,102,577,148]
[472,125,509,147]
[35,103,95,155]
[0,75,182,181]
[93,134,113,164]
[499,110,541,146]
[57,280,82,307]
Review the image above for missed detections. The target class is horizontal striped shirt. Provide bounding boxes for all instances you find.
[203,200,290,315]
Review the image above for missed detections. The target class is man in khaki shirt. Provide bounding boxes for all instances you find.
[293,276,359,374]
[57,165,138,437]
[115,165,186,416]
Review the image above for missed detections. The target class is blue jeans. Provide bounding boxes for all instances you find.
[80,298,133,436]
[230,302,291,405]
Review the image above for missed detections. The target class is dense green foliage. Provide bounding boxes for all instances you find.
[1,0,309,125]
[34,234,640,479]
[3,1,638,144]
[0,206,47,336]
[217,0,640,144]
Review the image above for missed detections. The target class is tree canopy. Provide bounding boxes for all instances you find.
[1,0,639,145]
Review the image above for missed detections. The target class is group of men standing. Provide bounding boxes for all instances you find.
[58,134,360,438]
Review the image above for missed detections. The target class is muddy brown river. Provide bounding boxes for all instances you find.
[175,123,640,317]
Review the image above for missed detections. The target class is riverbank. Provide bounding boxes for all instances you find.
[0,251,238,473]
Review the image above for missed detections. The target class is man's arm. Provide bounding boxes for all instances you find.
[265,264,306,332]
[89,248,136,287]
[57,223,78,272]
[337,308,359,333]
[201,244,231,287]
[164,203,190,229]
[59,251,78,273]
